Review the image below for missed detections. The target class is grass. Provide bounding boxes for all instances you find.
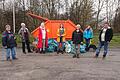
[0,33,120,48]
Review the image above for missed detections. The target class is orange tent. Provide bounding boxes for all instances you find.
[28,13,77,40]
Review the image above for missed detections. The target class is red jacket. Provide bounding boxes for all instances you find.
[37,27,48,48]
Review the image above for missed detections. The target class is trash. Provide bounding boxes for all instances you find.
[47,39,58,52]
[65,41,71,53]
[80,43,86,53]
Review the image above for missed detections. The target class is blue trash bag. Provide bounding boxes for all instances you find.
[65,41,72,53]
[80,44,86,53]
[47,39,58,52]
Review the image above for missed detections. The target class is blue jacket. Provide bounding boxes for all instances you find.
[83,29,93,39]
[2,31,17,48]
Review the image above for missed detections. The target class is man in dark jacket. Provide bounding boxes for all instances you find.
[72,24,83,58]
[18,23,32,54]
[2,25,17,61]
[95,22,113,59]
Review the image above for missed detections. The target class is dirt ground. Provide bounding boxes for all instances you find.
[0,48,120,80]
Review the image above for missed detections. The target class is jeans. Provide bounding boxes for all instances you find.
[96,41,109,56]
[6,47,16,59]
[85,38,90,48]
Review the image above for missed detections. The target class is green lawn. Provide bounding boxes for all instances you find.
[0,33,120,48]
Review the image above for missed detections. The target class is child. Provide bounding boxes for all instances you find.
[2,25,17,61]
[32,38,38,53]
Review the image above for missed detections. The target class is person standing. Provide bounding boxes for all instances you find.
[57,24,66,54]
[72,24,83,58]
[18,23,32,54]
[37,22,48,53]
[83,25,93,51]
[95,22,113,59]
[2,25,17,61]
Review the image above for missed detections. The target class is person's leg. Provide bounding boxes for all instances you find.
[73,44,77,58]
[85,39,90,51]
[26,40,32,53]
[22,42,26,53]
[103,42,109,58]
[6,48,11,60]
[61,42,65,54]
[77,44,80,58]
[57,42,61,54]
[42,39,46,53]
[11,47,17,59]
[95,42,103,57]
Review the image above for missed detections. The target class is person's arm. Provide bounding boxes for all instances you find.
[57,29,60,36]
[108,28,113,42]
[83,30,86,38]
[72,31,74,41]
[81,32,83,42]
[26,28,31,36]
[2,32,7,48]
[18,28,21,35]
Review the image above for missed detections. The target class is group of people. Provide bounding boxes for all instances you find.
[2,22,113,61]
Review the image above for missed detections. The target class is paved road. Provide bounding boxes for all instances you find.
[0,48,120,80]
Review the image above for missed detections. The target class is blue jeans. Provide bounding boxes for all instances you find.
[6,47,16,59]
[85,38,90,47]
[96,41,108,56]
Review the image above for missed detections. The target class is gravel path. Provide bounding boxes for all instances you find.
[0,48,120,80]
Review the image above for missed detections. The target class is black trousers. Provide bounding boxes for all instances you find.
[22,40,31,53]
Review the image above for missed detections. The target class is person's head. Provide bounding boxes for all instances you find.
[21,23,26,28]
[40,22,45,28]
[60,24,64,28]
[5,25,11,31]
[86,25,91,29]
[104,22,109,29]
[76,24,81,30]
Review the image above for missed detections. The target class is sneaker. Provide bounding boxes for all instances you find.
[13,57,18,60]
[43,50,45,54]
[28,51,33,53]
[94,55,98,58]
[73,55,76,58]
[6,58,11,61]
[102,55,106,59]
[23,52,26,54]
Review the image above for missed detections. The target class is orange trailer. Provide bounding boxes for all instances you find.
[28,13,77,40]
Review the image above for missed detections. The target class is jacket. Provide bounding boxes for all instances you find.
[72,29,83,44]
[2,31,17,48]
[83,28,93,39]
[18,28,30,42]
[37,27,48,48]
[99,27,113,42]
[57,28,66,42]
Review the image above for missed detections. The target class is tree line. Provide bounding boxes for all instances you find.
[0,0,120,33]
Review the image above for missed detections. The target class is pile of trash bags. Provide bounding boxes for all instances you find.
[47,39,86,54]
[47,39,58,52]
